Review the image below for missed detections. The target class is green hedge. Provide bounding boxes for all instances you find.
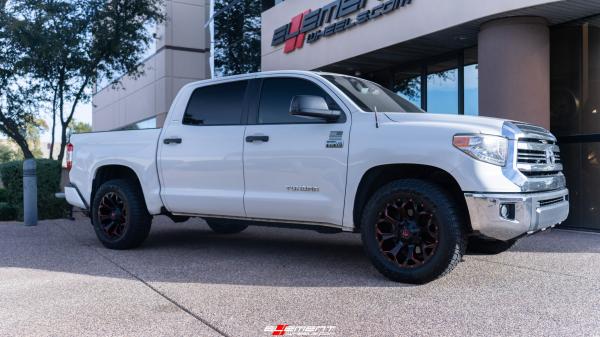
[0,202,17,221]
[0,159,70,221]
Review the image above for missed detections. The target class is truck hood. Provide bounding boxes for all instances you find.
[383,112,508,137]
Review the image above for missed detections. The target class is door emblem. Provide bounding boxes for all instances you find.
[326,131,344,149]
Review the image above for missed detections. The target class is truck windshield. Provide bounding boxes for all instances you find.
[322,75,423,113]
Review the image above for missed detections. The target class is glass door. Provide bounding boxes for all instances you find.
[551,16,600,231]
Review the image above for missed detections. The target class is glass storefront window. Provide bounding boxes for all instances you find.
[551,15,600,230]
[427,68,458,114]
[392,68,421,108]
[464,64,479,116]
[384,48,478,115]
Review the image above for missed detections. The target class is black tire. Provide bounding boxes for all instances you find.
[91,179,152,250]
[206,219,248,234]
[467,237,517,255]
[361,179,466,284]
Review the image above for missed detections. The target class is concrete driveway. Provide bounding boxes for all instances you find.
[0,216,599,337]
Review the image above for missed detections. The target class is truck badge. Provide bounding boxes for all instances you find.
[545,148,556,164]
[286,186,320,192]
[326,131,344,148]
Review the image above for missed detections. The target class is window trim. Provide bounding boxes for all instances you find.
[249,77,347,126]
[181,79,251,127]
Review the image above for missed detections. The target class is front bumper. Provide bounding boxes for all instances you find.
[465,188,569,241]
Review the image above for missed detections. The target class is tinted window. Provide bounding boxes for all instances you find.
[258,78,340,124]
[183,81,248,126]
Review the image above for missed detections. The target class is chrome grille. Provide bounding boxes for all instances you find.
[514,123,563,178]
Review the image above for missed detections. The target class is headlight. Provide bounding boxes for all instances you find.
[453,134,508,166]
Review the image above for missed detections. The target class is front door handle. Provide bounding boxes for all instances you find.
[164,138,183,145]
[246,135,269,143]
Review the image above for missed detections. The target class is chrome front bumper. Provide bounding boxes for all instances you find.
[465,188,569,241]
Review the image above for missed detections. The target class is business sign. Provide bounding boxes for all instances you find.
[271,0,414,54]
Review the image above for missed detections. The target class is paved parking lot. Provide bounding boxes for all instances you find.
[0,216,599,337]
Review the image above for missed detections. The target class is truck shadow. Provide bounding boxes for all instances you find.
[3,217,595,288]
[0,217,417,288]
[124,220,411,287]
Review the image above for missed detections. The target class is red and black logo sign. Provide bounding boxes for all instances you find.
[271,0,414,54]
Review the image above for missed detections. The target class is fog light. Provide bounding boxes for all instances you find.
[500,205,509,218]
[499,203,516,220]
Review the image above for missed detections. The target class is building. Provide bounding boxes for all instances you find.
[92,0,212,131]
[92,0,600,231]
[261,0,600,231]
[92,0,278,131]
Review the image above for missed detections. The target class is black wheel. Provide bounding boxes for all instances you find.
[206,219,248,234]
[92,179,152,250]
[467,237,517,255]
[361,179,466,284]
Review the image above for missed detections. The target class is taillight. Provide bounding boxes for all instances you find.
[66,143,74,170]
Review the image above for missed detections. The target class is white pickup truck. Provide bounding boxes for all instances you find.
[66,71,569,284]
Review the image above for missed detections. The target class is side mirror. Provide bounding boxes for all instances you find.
[290,95,341,122]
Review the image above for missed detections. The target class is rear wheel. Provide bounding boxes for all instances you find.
[361,179,466,284]
[206,219,248,234]
[467,237,517,255]
[91,179,152,250]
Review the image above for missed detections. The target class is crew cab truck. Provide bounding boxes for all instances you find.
[65,71,569,284]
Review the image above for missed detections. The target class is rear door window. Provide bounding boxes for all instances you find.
[183,80,248,126]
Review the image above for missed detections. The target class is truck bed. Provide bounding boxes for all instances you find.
[68,129,164,214]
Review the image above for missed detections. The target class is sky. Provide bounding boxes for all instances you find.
[39,102,93,144]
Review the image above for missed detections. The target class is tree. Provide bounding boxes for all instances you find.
[214,0,261,76]
[67,120,92,141]
[26,118,48,158]
[10,0,164,160]
[0,3,42,159]
[0,142,22,163]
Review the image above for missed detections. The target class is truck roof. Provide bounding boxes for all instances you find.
[185,70,343,87]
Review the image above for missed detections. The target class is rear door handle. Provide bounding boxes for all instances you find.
[164,138,183,145]
[246,135,269,143]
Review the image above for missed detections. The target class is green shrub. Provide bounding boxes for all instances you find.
[0,202,17,221]
[0,159,70,221]
[0,188,8,203]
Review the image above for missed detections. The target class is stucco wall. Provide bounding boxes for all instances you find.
[479,17,551,128]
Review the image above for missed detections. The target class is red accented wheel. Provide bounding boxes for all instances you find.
[361,179,466,284]
[97,192,128,240]
[375,198,440,269]
[92,179,152,250]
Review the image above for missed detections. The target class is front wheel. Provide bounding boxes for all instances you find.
[91,179,152,250]
[361,179,466,284]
